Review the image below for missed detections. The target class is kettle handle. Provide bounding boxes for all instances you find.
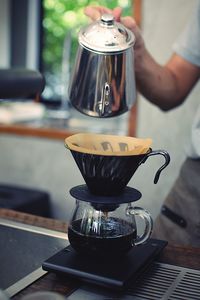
[144,150,170,184]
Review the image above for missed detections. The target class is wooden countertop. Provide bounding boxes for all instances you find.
[0,124,75,140]
[1,208,200,299]
[0,107,135,140]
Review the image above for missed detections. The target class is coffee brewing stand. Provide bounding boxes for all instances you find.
[43,141,170,290]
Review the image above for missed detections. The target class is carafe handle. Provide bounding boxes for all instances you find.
[127,206,153,246]
[144,150,170,184]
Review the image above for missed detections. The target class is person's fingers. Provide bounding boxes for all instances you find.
[84,6,142,45]
[84,6,112,21]
[113,7,122,22]
[121,16,144,49]
[97,6,113,15]
[84,6,101,20]
[121,16,137,33]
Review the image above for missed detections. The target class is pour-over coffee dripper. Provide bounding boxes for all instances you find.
[64,133,170,258]
[42,133,170,286]
[65,133,170,196]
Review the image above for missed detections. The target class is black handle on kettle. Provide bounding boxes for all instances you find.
[145,150,170,184]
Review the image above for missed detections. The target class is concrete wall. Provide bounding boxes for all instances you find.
[0,0,199,221]
[0,134,84,220]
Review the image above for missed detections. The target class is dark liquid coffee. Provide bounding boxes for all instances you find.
[68,217,136,258]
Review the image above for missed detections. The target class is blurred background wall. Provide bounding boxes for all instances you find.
[131,0,200,218]
[0,0,10,67]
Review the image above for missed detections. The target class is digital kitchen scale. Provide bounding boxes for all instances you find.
[42,239,167,290]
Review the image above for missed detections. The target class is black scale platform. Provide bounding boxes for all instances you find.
[42,239,167,290]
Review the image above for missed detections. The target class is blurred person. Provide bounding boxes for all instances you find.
[84,3,200,247]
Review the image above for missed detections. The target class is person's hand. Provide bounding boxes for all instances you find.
[84,6,145,72]
[84,6,122,22]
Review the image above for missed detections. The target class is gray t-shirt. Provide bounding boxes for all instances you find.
[173,1,200,158]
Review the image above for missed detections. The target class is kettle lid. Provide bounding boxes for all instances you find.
[78,13,135,53]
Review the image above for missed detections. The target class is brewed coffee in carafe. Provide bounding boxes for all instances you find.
[68,211,137,258]
[68,186,153,258]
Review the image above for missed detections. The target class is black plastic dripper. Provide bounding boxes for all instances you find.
[70,150,148,196]
[65,134,170,196]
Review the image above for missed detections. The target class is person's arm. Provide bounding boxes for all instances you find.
[85,7,200,111]
[135,50,200,111]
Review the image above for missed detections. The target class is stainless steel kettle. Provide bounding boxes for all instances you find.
[68,14,136,118]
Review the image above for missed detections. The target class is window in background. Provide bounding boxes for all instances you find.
[41,0,133,106]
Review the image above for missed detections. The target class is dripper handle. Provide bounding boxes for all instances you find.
[145,150,170,184]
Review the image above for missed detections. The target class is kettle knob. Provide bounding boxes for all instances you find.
[101,14,114,25]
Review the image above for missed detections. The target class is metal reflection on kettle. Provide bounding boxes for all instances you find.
[68,13,136,118]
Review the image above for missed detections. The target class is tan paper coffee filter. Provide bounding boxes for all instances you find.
[65,133,152,156]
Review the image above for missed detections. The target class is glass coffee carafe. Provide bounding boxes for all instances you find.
[68,185,153,258]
